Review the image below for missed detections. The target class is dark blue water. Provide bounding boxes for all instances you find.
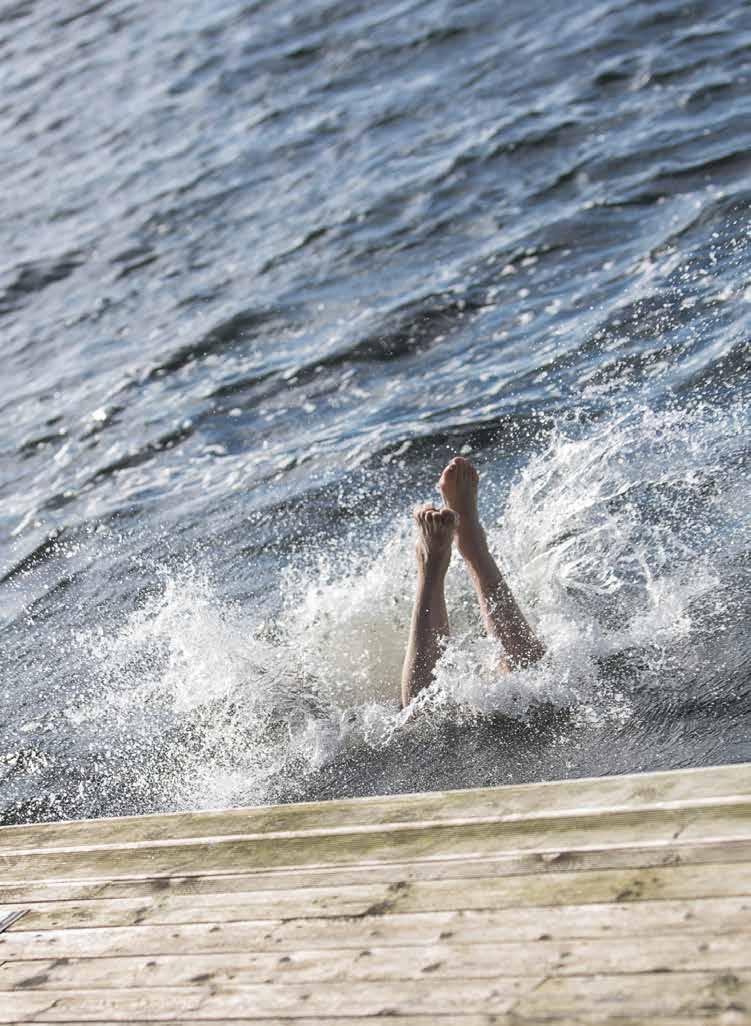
[1,0,750,824]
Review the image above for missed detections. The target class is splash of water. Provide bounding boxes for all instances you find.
[71,395,746,811]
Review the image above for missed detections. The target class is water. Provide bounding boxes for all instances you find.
[1,0,750,824]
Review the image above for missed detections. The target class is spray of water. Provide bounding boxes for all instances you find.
[69,394,746,811]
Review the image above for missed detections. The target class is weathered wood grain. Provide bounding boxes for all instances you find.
[2,799,750,884]
[1,838,748,905]
[0,1020,512,1026]
[1,897,748,962]
[1,1020,514,1026]
[0,1021,507,1026]
[1,762,748,855]
[0,1021,730,1026]
[2,861,749,932]
[2,933,750,990]
[0,1020,738,1026]
[0,977,543,1021]
[2,973,750,1022]
[513,970,751,1021]
[2,764,749,1024]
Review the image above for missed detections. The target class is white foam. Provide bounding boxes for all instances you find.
[72,397,746,809]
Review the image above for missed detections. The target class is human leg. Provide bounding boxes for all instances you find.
[401,505,456,707]
[439,457,545,669]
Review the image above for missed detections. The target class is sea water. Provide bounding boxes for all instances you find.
[1,0,750,822]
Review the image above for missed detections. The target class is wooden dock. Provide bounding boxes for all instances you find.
[0,762,750,1024]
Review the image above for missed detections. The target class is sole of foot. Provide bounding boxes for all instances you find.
[438,457,488,562]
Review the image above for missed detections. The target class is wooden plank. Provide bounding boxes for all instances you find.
[514,970,751,1021]
[0,1020,513,1026]
[0,977,543,1021]
[0,1020,519,1026]
[0,1020,734,1026]
[5,794,749,868]
[2,800,750,884]
[0,1017,726,1026]
[0,895,746,961]
[2,861,749,932]
[0,1017,510,1026]
[2,933,751,990]
[2,768,748,1025]
[1,838,748,905]
[2,974,750,1021]
[1,762,748,854]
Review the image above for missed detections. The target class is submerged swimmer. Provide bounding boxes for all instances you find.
[402,457,545,707]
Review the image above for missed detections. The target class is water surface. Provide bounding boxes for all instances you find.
[1,0,750,823]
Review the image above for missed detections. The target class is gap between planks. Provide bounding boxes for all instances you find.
[0,837,749,905]
[2,860,750,933]
[2,972,751,1022]
[2,933,751,988]
[0,976,543,1021]
[1,761,748,856]
[0,896,747,960]
[1,792,746,857]
[1,793,749,859]
[2,802,750,884]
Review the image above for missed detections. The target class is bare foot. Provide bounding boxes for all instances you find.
[414,504,456,577]
[438,457,488,564]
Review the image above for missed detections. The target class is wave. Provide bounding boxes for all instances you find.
[0,250,83,317]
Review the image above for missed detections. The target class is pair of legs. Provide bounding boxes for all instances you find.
[401,457,545,707]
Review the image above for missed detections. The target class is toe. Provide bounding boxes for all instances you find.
[426,509,442,530]
[413,502,436,522]
[440,508,457,527]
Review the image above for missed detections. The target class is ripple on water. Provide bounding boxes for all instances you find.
[2,0,751,821]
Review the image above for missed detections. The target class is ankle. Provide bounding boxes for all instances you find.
[457,517,488,559]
